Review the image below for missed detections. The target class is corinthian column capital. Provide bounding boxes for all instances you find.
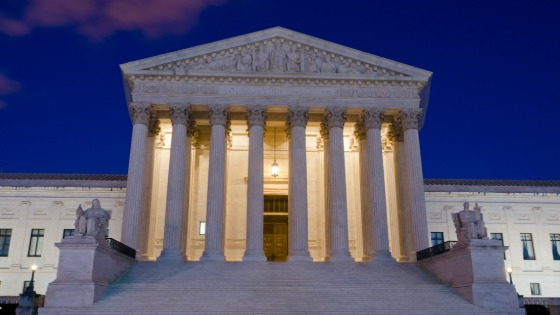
[129,102,152,125]
[324,106,347,129]
[286,106,309,129]
[208,104,229,126]
[168,103,191,126]
[353,120,367,142]
[246,105,267,128]
[361,108,384,130]
[396,108,422,131]
[148,115,161,137]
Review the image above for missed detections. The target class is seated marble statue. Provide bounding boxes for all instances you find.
[74,199,111,239]
[452,202,488,242]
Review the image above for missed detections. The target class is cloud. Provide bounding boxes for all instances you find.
[0,0,226,40]
[0,73,20,109]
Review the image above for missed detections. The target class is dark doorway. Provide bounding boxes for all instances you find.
[263,215,288,262]
[263,195,288,262]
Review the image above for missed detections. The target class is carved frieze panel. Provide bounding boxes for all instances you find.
[308,240,321,248]
[348,240,356,249]
[514,211,535,223]
[545,212,559,223]
[0,207,16,217]
[226,239,246,248]
[139,37,410,78]
[191,239,205,248]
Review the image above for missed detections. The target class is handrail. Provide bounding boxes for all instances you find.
[416,241,457,261]
[105,238,136,259]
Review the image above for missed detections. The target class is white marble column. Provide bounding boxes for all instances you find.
[139,116,160,260]
[320,122,332,261]
[361,108,392,262]
[354,122,372,261]
[324,106,353,262]
[243,105,267,262]
[394,131,413,262]
[381,126,400,259]
[122,102,152,251]
[159,104,192,261]
[287,106,312,262]
[201,105,229,262]
[397,109,429,258]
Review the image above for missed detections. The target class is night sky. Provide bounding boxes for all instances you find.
[0,0,558,180]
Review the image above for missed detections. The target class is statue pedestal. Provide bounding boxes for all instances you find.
[40,236,134,314]
[418,239,524,315]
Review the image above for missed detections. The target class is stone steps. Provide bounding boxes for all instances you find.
[41,261,506,315]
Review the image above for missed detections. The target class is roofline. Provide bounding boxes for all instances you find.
[1,174,559,193]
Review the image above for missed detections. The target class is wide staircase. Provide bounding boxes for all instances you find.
[48,261,505,314]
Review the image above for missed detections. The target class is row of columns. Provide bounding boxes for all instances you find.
[122,102,429,262]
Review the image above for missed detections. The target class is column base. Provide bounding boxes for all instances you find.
[157,249,185,262]
[243,250,267,262]
[367,250,395,264]
[328,252,355,263]
[288,254,313,262]
[200,250,225,262]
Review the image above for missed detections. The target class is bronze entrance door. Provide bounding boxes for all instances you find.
[263,215,288,262]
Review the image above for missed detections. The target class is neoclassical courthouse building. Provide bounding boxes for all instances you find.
[0,28,559,311]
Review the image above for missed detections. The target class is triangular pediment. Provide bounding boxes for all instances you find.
[120,27,431,81]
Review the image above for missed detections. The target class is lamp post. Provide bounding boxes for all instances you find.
[506,267,513,284]
[24,265,37,294]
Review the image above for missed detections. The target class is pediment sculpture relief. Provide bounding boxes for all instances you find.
[145,38,408,77]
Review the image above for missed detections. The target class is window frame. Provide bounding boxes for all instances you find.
[0,229,12,257]
[27,229,45,257]
[62,229,74,239]
[530,283,541,295]
[551,234,560,261]
[521,233,536,261]
[430,232,444,247]
[491,232,505,260]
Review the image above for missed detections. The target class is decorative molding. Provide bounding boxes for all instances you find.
[129,102,152,125]
[226,239,246,248]
[208,104,229,126]
[361,108,384,130]
[308,240,321,248]
[324,106,346,129]
[191,238,205,248]
[396,108,422,131]
[169,103,191,126]
[246,105,267,128]
[130,81,421,100]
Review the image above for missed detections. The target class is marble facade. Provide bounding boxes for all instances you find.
[119,27,433,264]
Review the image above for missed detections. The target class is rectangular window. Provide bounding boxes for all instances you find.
[27,229,45,257]
[430,232,444,246]
[0,229,12,256]
[521,233,536,260]
[491,233,505,259]
[530,283,541,295]
[551,234,560,261]
[62,229,74,239]
[199,221,206,235]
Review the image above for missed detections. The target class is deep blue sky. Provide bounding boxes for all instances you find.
[0,0,559,180]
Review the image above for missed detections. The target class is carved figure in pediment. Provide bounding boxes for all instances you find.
[236,52,253,72]
[252,45,272,72]
[321,57,337,73]
[286,46,301,72]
